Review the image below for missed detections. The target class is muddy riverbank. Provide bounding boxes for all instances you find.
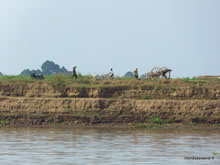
[0,97,219,127]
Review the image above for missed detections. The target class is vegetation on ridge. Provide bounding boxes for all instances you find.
[0,74,219,88]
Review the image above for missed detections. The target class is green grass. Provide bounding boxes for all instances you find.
[149,117,161,124]
[133,123,147,128]
[163,119,174,124]
[139,95,156,100]
[84,111,99,117]
[0,75,36,82]
[0,75,219,90]
[0,119,9,125]
[180,77,200,81]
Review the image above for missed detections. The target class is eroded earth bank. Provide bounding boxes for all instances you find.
[0,77,220,128]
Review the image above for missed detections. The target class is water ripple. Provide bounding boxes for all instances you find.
[0,128,219,164]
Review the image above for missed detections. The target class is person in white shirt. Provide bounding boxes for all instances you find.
[109,68,114,80]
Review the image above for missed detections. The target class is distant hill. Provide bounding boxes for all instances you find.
[124,71,135,78]
[0,72,3,76]
[140,74,146,79]
[20,69,42,76]
[20,60,71,75]
[41,60,70,75]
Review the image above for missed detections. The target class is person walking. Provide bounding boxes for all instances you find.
[109,68,114,80]
[72,66,77,79]
[134,68,139,79]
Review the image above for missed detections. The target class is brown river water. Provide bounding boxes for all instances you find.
[0,128,219,164]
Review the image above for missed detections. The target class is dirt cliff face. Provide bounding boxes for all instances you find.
[0,78,220,127]
[0,80,220,99]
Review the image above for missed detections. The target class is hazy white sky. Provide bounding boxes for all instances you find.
[0,0,220,77]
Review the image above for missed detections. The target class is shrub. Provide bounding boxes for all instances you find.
[149,116,161,124]
[163,119,173,124]
[182,77,190,82]
[191,76,197,80]
[0,119,9,124]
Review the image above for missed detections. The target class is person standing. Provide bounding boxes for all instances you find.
[72,66,77,79]
[134,68,139,79]
[109,68,114,80]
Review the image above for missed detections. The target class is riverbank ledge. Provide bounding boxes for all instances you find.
[0,77,220,127]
